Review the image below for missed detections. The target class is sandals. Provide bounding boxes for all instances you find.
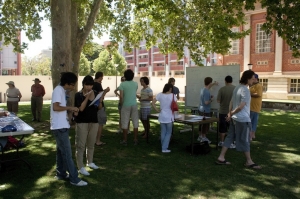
[215,160,231,165]
[244,163,262,170]
[95,142,106,146]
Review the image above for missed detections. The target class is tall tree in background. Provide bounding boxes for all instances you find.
[22,56,51,76]
[93,49,126,76]
[79,53,91,76]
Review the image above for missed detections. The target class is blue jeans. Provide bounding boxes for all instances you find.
[52,128,80,184]
[160,123,173,150]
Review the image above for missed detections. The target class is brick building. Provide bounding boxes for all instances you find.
[119,3,300,100]
[0,34,22,76]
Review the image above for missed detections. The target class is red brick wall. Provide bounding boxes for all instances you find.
[250,13,275,73]
[282,41,300,71]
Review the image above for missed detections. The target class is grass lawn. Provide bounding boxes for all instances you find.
[0,101,299,199]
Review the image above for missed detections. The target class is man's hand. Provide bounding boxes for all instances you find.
[105,87,110,93]
[69,107,79,112]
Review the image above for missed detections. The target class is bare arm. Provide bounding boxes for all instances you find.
[53,102,79,112]
[151,98,160,112]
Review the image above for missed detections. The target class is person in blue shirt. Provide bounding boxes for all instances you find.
[198,77,218,143]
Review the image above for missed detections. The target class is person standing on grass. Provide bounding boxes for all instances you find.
[119,69,139,146]
[217,75,235,148]
[168,78,180,100]
[93,72,110,146]
[31,78,45,122]
[136,77,153,138]
[198,77,218,143]
[152,83,177,153]
[216,70,262,170]
[250,73,263,140]
[74,75,100,176]
[114,76,131,134]
[51,72,88,186]
[5,81,22,115]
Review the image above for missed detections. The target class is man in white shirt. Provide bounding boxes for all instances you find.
[51,72,88,186]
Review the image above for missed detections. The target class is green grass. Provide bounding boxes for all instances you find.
[0,101,299,199]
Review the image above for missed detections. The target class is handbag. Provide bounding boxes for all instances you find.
[170,94,178,113]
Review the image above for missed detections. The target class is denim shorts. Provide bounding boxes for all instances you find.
[250,111,259,132]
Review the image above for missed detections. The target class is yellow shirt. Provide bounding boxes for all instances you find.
[250,83,263,113]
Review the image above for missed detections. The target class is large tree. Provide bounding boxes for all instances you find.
[93,49,126,76]
[1,0,300,85]
[22,56,51,76]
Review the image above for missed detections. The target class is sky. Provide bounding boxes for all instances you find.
[21,19,109,58]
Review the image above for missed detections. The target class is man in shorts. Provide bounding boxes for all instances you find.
[93,72,110,146]
[136,77,153,138]
[119,69,139,145]
[249,73,263,140]
[216,70,262,170]
[217,76,235,148]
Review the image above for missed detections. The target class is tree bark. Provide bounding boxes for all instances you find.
[51,0,72,88]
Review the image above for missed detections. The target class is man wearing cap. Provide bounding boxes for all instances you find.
[31,78,45,122]
[249,73,263,140]
[5,81,22,115]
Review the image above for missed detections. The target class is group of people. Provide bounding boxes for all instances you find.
[49,70,180,186]
[199,70,262,169]
[5,78,45,122]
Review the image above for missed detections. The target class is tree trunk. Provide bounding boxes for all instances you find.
[51,0,72,88]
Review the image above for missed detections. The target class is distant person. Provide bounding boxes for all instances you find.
[119,69,139,146]
[5,81,22,115]
[216,70,261,170]
[93,72,110,146]
[250,73,263,140]
[168,78,180,100]
[114,76,131,134]
[31,78,45,122]
[51,72,88,186]
[217,76,235,148]
[198,77,218,143]
[152,83,177,153]
[74,75,99,176]
[136,77,153,138]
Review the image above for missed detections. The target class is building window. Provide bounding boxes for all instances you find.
[229,27,240,55]
[289,79,300,93]
[156,63,164,66]
[158,71,165,76]
[259,79,268,92]
[14,61,17,64]
[139,46,146,50]
[138,55,148,59]
[175,71,184,75]
[256,23,271,53]
[127,65,131,69]
[125,57,133,60]
[139,64,147,67]
[177,61,183,65]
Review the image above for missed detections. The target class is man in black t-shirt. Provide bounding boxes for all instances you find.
[93,72,110,146]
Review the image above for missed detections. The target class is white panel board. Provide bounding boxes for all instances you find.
[186,65,240,109]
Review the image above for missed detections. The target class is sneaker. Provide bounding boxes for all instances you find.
[162,149,171,153]
[70,180,88,186]
[201,137,211,144]
[229,143,236,149]
[120,140,127,146]
[87,163,99,169]
[218,141,224,147]
[197,136,202,141]
[78,167,90,176]
[54,174,69,180]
